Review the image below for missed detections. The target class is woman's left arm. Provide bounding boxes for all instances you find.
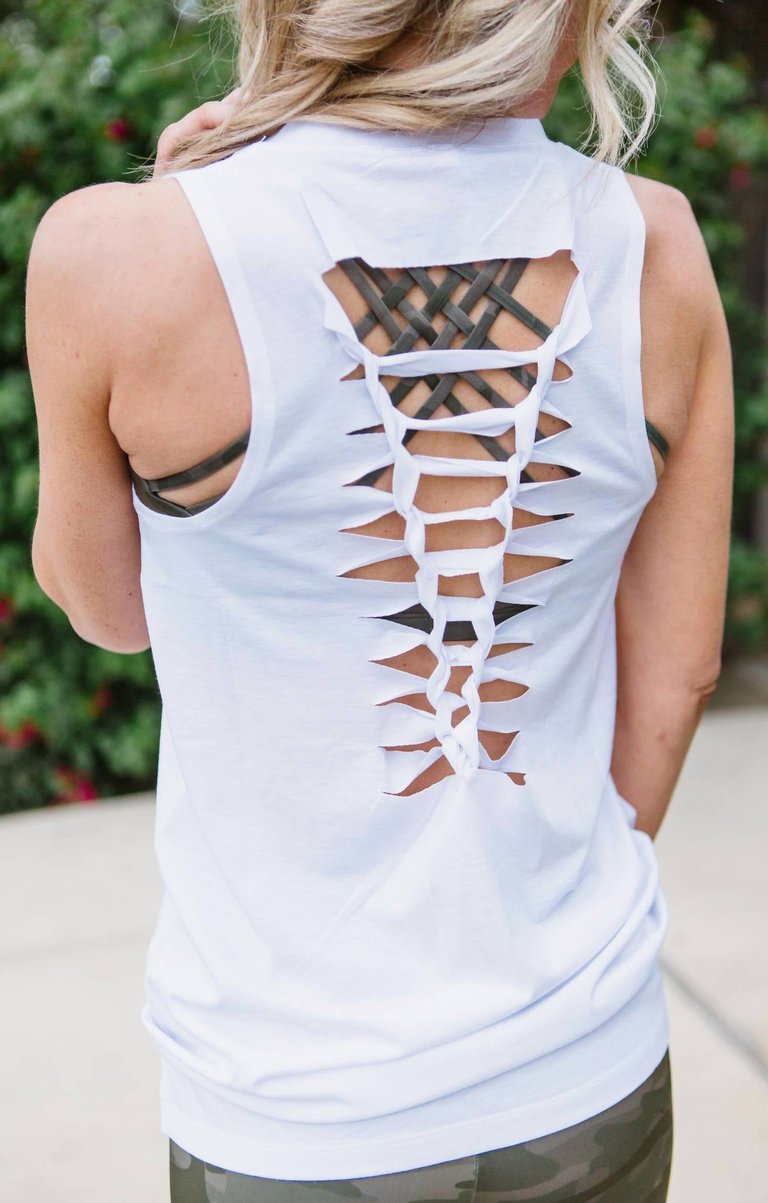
[26,99,232,654]
[26,184,151,654]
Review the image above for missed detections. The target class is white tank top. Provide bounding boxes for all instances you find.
[135,114,670,1179]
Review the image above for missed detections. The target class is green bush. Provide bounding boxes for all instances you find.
[1,4,766,812]
[547,12,768,653]
[0,0,233,812]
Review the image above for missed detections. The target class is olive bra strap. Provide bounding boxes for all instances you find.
[645,419,669,461]
[129,429,251,517]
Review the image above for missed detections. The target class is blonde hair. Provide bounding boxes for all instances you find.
[159,0,657,175]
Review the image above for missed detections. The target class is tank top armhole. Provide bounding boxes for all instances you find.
[132,167,276,532]
[618,171,659,498]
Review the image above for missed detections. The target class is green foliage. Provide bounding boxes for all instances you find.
[1,5,767,812]
[547,12,768,653]
[0,0,234,813]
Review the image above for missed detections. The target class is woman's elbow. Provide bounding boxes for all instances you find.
[687,658,722,710]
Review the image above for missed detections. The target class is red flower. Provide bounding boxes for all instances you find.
[88,686,113,717]
[51,765,99,805]
[0,596,14,623]
[5,720,42,750]
[103,117,133,142]
[729,162,752,191]
[0,719,41,748]
[74,777,99,803]
[693,125,719,151]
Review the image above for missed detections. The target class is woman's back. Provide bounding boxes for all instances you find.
[96,114,678,1177]
[25,0,736,1187]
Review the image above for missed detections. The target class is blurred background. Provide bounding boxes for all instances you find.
[0,1,766,1200]
[1,1,767,809]
[1,0,768,811]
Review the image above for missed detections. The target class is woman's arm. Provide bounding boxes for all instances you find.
[26,184,153,654]
[611,181,734,840]
[26,97,237,653]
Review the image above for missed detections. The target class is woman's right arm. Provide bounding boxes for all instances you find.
[611,179,734,841]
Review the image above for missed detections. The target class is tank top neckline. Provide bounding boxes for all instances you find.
[271,114,548,154]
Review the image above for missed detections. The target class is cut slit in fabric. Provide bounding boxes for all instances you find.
[325,254,587,793]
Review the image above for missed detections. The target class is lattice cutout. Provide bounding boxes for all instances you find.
[325,251,588,796]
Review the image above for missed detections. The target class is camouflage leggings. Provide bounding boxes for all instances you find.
[170,1049,672,1203]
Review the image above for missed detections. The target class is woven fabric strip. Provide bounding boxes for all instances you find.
[322,254,592,788]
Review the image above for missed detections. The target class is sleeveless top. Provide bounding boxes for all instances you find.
[133,114,670,1180]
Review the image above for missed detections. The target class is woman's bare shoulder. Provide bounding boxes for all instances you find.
[623,172,727,420]
[27,177,217,375]
[623,173,721,332]
[29,177,198,302]
[31,175,189,239]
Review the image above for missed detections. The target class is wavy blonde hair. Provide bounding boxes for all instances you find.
[159,0,657,174]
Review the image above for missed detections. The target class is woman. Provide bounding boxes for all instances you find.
[26,0,732,1199]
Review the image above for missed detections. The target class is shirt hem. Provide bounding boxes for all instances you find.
[157,976,670,1181]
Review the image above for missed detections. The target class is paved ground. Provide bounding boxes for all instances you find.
[1,705,766,1201]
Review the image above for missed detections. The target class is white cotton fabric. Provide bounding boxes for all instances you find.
[134,115,670,1180]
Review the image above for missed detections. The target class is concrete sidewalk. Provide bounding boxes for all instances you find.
[1,708,767,1201]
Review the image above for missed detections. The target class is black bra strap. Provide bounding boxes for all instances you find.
[134,428,251,492]
[129,470,227,516]
[129,428,251,517]
[645,419,669,461]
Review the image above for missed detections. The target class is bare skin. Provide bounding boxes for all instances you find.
[26,28,732,836]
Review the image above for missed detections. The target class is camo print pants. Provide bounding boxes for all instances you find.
[169,1048,672,1203]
